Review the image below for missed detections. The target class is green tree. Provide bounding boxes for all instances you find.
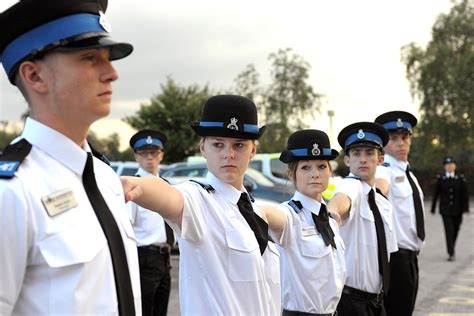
[87,131,131,161]
[401,0,474,183]
[124,77,211,162]
[232,48,322,153]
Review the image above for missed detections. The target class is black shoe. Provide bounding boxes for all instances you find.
[447,255,455,261]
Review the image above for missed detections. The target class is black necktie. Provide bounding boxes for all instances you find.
[237,192,268,255]
[368,189,390,293]
[82,153,135,315]
[311,204,337,249]
[405,165,425,241]
[165,223,175,247]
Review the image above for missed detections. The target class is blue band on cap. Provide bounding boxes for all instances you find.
[344,131,383,148]
[199,121,259,133]
[290,148,333,156]
[1,13,105,76]
[133,138,163,149]
[383,121,412,130]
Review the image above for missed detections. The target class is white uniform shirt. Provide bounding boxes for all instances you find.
[168,171,280,316]
[127,168,168,247]
[376,154,425,251]
[335,175,398,293]
[0,118,141,316]
[277,191,346,314]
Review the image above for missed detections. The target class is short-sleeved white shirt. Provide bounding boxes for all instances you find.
[168,172,280,316]
[277,191,346,314]
[335,175,398,293]
[376,154,425,251]
[127,168,168,247]
[0,118,141,315]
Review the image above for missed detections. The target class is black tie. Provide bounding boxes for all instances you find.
[405,165,425,241]
[311,204,337,249]
[82,153,135,315]
[237,192,268,255]
[368,189,390,293]
[165,223,175,247]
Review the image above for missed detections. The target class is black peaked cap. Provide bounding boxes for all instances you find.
[191,95,266,140]
[375,111,417,133]
[280,129,339,163]
[129,129,167,150]
[338,122,389,151]
[443,156,456,164]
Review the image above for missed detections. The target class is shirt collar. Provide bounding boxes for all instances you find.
[205,171,244,205]
[348,172,374,195]
[384,154,408,171]
[21,117,88,175]
[292,190,325,215]
[136,168,156,177]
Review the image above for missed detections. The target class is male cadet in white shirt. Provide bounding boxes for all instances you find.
[0,0,141,315]
[328,122,398,316]
[374,111,425,316]
[128,129,173,316]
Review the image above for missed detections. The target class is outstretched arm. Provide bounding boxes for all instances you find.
[121,176,184,225]
[375,178,390,197]
[260,205,287,234]
[327,192,352,221]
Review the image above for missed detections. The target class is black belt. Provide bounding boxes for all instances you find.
[397,248,419,257]
[282,309,337,316]
[138,245,170,254]
[342,285,384,303]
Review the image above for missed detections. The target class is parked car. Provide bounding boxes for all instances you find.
[161,163,294,205]
[110,161,170,176]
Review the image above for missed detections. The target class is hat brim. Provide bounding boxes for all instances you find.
[345,140,383,151]
[191,124,266,140]
[55,36,133,61]
[279,149,339,163]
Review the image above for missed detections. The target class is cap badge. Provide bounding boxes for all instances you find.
[396,118,403,128]
[311,143,321,156]
[446,157,452,162]
[99,11,112,33]
[146,136,153,144]
[227,117,239,130]
[357,129,365,139]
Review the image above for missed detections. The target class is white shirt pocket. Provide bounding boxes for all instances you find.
[39,226,106,267]
[225,229,263,282]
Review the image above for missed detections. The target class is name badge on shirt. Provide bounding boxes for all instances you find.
[302,226,318,237]
[395,176,405,183]
[41,188,78,217]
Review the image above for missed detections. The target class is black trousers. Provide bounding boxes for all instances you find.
[138,246,171,316]
[442,214,463,256]
[385,249,419,316]
[337,287,385,316]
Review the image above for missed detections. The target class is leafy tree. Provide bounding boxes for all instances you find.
[87,131,132,161]
[124,77,211,162]
[232,48,322,153]
[401,0,474,183]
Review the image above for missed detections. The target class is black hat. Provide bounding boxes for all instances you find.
[280,129,339,163]
[443,156,456,164]
[0,0,133,84]
[129,129,167,150]
[375,111,417,133]
[191,95,266,140]
[338,122,389,151]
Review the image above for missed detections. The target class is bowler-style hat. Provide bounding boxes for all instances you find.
[375,111,417,134]
[338,122,389,151]
[129,129,167,150]
[443,156,456,164]
[0,0,133,84]
[191,95,266,140]
[280,129,339,163]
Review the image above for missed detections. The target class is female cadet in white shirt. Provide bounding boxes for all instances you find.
[276,129,346,316]
[121,95,286,316]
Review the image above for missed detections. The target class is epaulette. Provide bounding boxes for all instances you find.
[0,139,32,179]
[375,187,388,200]
[89,143,110,166]
[189,179,215,193]
[382,162,390,167]
[288,200,303,213]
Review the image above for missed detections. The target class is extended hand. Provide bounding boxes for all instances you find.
[120,176,143,202]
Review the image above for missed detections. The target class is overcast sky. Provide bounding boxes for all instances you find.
[0,0,453,149]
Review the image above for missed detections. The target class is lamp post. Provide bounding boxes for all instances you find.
[327,110,335,144]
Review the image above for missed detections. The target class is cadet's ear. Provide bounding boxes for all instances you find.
[18,61,48,94]
[343,155,350,167]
